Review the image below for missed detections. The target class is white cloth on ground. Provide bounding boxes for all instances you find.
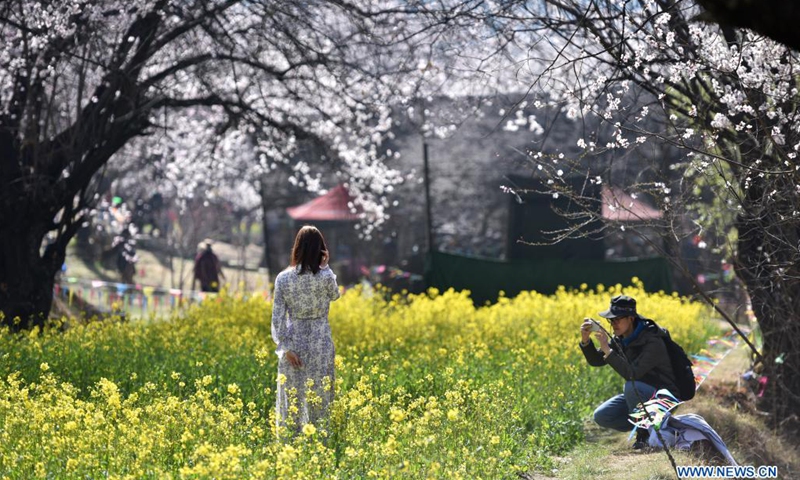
[647,412,738,466]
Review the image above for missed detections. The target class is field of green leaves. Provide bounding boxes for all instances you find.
[0,281,715,479]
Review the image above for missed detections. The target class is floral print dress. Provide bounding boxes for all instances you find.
[271,265,340,434]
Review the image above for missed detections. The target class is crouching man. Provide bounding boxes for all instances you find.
[579,295,678,448]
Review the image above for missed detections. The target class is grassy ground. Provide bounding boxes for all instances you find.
[57,239,270,318]
[532,342,800,480]
[63,238,268,291]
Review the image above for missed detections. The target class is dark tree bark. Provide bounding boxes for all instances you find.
[0,211,61,330]
[734,167,800,430]
[697,0,800,52]
[0,116,143,326]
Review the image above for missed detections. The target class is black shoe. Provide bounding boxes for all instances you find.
[632,428,649,450]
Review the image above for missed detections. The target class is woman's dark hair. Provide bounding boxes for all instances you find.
[290,225,328,274]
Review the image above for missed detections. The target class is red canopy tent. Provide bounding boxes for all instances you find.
[286,185,363,282]
[287,185,360,222]
[600,185,664,260]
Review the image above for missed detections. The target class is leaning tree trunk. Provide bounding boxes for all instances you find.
[734,170,800,434]
[0,211,65,330]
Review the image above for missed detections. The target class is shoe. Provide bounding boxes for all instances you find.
[632,428,649,450]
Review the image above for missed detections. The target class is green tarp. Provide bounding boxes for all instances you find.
[424,250,673,305]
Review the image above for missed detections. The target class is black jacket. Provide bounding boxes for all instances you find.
[580,319,678,394]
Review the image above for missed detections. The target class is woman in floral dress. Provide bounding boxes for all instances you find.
[271,225,340,436]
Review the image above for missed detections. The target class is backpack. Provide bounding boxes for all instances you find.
[644,319,696,401]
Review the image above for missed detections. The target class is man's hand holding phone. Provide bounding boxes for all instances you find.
[586,318,611,353]
[580,318,595,344]
[581,318,606,345]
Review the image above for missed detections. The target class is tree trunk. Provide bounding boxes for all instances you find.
[735,182,800,434]
[259,179,273,273]
[697,0,800,53]
[0,214,63,330]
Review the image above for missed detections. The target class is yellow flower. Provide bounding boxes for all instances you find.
[302,423,317,436]
[0,279,711,478]
[389,407,406,422]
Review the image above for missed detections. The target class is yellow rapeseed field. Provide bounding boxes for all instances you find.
[0,280,715,479]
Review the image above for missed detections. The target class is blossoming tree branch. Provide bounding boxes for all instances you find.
[0,0,460,325]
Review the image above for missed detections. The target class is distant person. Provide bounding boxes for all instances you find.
[116,245,136,284]
[192,239,225,292]
[579,295,678,449]
[113,226,137,284]
[271,225,340,438]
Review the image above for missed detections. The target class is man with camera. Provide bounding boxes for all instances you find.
[579,295,679,448]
